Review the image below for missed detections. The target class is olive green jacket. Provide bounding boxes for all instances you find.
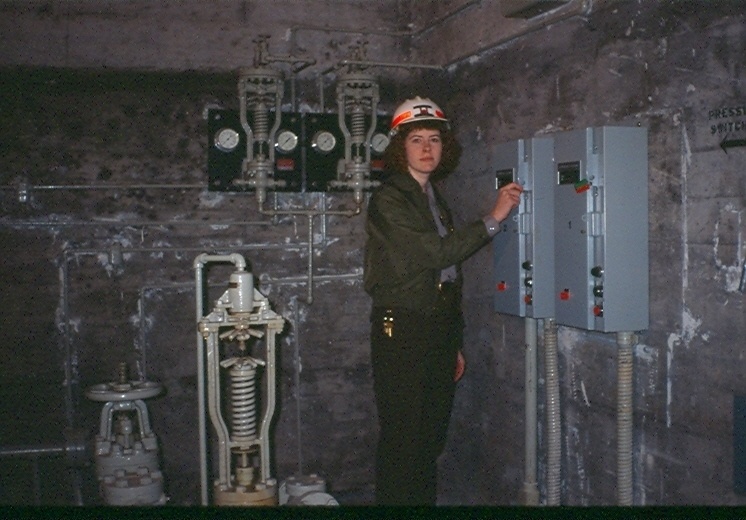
[364,171,491,313]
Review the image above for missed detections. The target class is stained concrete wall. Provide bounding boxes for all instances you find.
[1,0,745,508]
[427,0,746,506]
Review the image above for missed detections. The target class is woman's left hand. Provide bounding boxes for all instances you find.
[454,350,466,382]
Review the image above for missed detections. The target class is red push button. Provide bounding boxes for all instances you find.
[559,289,570,301]
[497,281,508,292]
[524,295,533,305]
[593,305,604,317]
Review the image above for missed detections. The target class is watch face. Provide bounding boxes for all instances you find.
[214,128,240,152]
[275,129,299,154]
[312,131,337,154]
[371,132,390,154]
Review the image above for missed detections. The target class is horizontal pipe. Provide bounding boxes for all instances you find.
[259,272,361,286]
[193,252,246,271]
[411,0,481,39]
[1,183,204,191]
[290,23,410,39]
[0,218,269,228]
[322,59,443,75]
[291,0,480,41]
[63,243,306,259]
[444,0,593,68]
[0,444,65,458]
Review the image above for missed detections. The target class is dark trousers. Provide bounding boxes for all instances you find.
[370,304,462,505]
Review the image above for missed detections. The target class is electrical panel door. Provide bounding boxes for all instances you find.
[553,126,648,332]
[493,137,555,318]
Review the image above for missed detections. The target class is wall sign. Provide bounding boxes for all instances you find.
[708,104,746,153]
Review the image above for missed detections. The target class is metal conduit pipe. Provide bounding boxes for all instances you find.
[138,283,191,380]
[1,218,268,228]
[0,444,65,458]
[289,0,480,42]
[544,318,561,505]
[290,297,305,475]
[0,428,89,505]
[443,0,596,68]
[321,59,443,75]
[305,216,314,303]
[259,271,361,287]
[521,317,540,505]
[59,258,75,430]
[258,194,362,218]
[3,183,205,191]
[616,331,635,506]
[257,192,365,303]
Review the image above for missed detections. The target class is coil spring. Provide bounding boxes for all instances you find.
[228,362,258,442]
[350,109,365,141]
[251,104,269,141]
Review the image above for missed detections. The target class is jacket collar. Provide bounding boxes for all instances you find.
[387,170,428,195]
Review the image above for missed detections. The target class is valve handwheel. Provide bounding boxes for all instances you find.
[85,380,162,402]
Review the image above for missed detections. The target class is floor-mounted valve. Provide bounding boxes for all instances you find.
[85,362,167,506]
[195,254,285,506]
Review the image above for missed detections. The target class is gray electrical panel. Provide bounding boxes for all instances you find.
[493,137,555,318]
[553,126,648,332]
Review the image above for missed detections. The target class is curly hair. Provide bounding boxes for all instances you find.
[383,119,462,181]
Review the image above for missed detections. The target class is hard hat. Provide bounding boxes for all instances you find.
[390,96,448,135]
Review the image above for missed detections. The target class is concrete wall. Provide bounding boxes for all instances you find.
[1,0,745,508]
[429,0,746,506]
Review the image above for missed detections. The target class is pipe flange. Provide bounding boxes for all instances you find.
[85,380,163,402]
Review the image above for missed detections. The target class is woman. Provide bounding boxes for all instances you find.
[364,96,522,505]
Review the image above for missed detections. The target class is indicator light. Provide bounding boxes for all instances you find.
[524,295,533,305]
[593,305,604,317]
[497,281,508,292]
[559,289,571,301]
[276,158,295,171]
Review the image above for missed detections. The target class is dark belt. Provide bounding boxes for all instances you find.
[434,280,460,315]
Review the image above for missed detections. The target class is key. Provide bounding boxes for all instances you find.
[383,314,394,338]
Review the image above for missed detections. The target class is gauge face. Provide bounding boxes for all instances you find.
[214,128,240,152]
[371,132,390,154]
[275,129,299,154]
[312,130,337,154]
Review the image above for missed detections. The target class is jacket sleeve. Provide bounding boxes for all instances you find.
[367,184,490,282]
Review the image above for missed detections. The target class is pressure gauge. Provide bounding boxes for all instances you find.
[275,129,299,154]
[214,128,240,152]
[371,132,390,154]
[311,130,337,154]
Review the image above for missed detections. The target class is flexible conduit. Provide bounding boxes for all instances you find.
[521,317,540,505]
[616,331,634,505]
[544,318,561,505]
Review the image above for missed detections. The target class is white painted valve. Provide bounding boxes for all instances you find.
[85,363,167,506]
[279,474,339,506]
